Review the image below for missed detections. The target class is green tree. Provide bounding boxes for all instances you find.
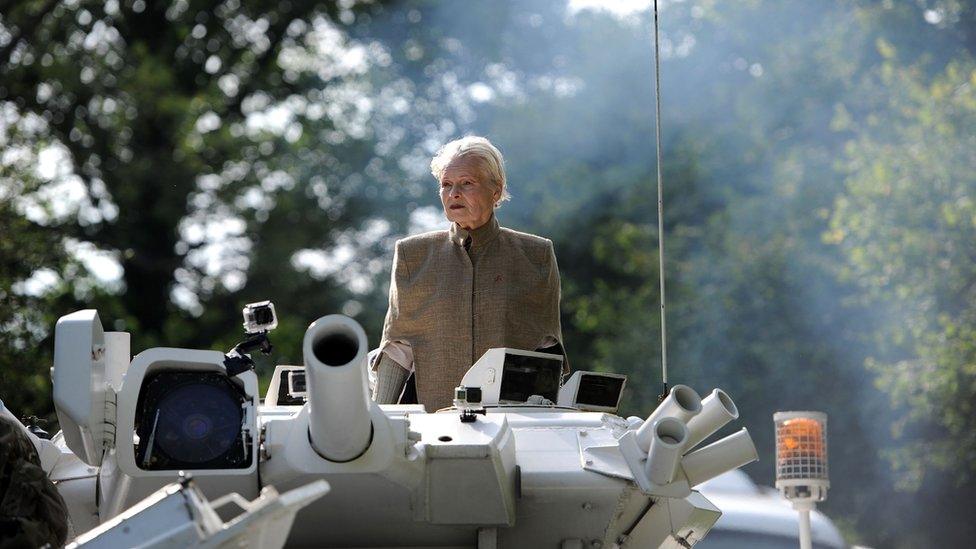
[0,0,396,349]
[0,199,65,418]
[831,55,976,489]
[4,1,976,545]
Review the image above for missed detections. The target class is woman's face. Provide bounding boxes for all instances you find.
[439,155,500,230]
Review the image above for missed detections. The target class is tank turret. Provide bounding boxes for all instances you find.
[19,307,760,548]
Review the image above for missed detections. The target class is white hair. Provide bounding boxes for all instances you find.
[430,136,510,207]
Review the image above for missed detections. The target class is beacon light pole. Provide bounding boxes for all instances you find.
[774,411,829,549]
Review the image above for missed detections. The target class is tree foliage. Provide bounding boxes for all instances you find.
[831,55,976,489]
[0,0,402,343]
[2,1,976,546]
[0,0,418,398]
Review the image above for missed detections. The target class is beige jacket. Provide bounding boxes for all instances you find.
[379,215,566,410]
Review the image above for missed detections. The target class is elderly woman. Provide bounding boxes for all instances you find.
[373,136,566,410]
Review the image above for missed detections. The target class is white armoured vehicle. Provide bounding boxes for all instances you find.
[10,302,760,548]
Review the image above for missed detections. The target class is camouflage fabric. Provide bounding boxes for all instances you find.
[0,416,69,548]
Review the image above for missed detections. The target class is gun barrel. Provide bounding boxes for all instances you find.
[645,417,688,485]
[681,427,758,487]
[636,384,702,452]
[684,389,739,451]
[303,315,372,462]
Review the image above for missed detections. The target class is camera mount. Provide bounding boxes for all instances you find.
[224,301,278,377]
[453,385,486,423]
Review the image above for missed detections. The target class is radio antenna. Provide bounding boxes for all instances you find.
[652,0,669,401]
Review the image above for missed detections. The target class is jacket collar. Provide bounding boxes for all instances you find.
[449,214,500,251]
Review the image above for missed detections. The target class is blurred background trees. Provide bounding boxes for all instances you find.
[2,0,974,546]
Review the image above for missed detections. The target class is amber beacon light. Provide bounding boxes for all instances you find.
[774,411,829,549]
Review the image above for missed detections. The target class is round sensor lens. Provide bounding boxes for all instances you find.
[154,383,242,464]
[183,414,213,440]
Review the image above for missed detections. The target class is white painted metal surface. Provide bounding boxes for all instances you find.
[69,477,328,549]
[25,310,767,547]
[303,315,373,462]
[684,389,738,451]
[52,310,109,466]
